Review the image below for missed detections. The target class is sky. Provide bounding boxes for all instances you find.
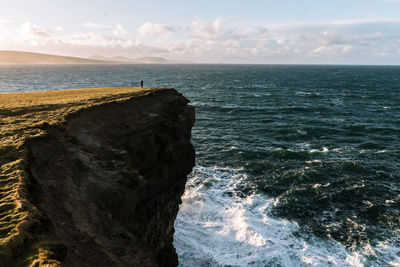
[1,0,400,64]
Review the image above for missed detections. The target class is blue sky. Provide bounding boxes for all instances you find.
[1,0,400,64]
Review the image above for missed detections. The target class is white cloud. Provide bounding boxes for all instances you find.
[18,22,51,39]
[113,24,127,36]
[0,20,165,57]
[168,18,400,61]
[186,18,270,44]
[83,22,127,36]
[1,18,399,63]
[257,27,269,39]
[187,18,227,41]
[330,18,400,25]
[138,22,173,37]
[311,44,353,56]
[82,22,111,30]
[0,18,11,25]
[170,41,213,58]
[222,39,240,55]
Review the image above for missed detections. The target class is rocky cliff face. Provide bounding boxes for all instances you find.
[26,89,195,266]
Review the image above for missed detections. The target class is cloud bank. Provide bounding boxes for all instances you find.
[0,18,399,64]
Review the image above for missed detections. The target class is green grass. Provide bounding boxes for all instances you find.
[0,87,163,266]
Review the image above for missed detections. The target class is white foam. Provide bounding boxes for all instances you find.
[310,147,329,153]
[174,165,400,266]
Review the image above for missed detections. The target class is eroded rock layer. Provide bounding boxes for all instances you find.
[27,89,195,266]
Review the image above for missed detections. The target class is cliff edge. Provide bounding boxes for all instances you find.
[0,88,195,266]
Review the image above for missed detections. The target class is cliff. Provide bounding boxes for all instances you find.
[0,88,195,266]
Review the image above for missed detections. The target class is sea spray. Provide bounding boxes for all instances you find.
[174,166,399,266]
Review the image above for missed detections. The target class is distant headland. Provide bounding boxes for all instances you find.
[0,50,190,64]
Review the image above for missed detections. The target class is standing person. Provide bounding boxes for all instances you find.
[140,80,144,88]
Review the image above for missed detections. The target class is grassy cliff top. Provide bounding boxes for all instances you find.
[1,87,160,149]
[0,87,162,265]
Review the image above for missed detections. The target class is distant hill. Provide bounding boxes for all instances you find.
[88,55,190,64]
[88,55,133,62]
[135,57,168,63]
[0,51,103,64]
[88,55,168,63]
[0,50,192,64]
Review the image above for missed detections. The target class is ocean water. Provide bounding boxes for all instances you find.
[1,64,399,266]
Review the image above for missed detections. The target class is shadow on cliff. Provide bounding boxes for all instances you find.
[26,89,195,266]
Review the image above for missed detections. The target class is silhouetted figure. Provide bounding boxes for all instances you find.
[140,80,144,88]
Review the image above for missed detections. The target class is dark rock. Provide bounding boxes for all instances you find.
[27,89,195,266]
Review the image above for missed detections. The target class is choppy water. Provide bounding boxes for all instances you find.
[1,64,399,266]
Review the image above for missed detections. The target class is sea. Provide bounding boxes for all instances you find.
[1,64,399,266]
